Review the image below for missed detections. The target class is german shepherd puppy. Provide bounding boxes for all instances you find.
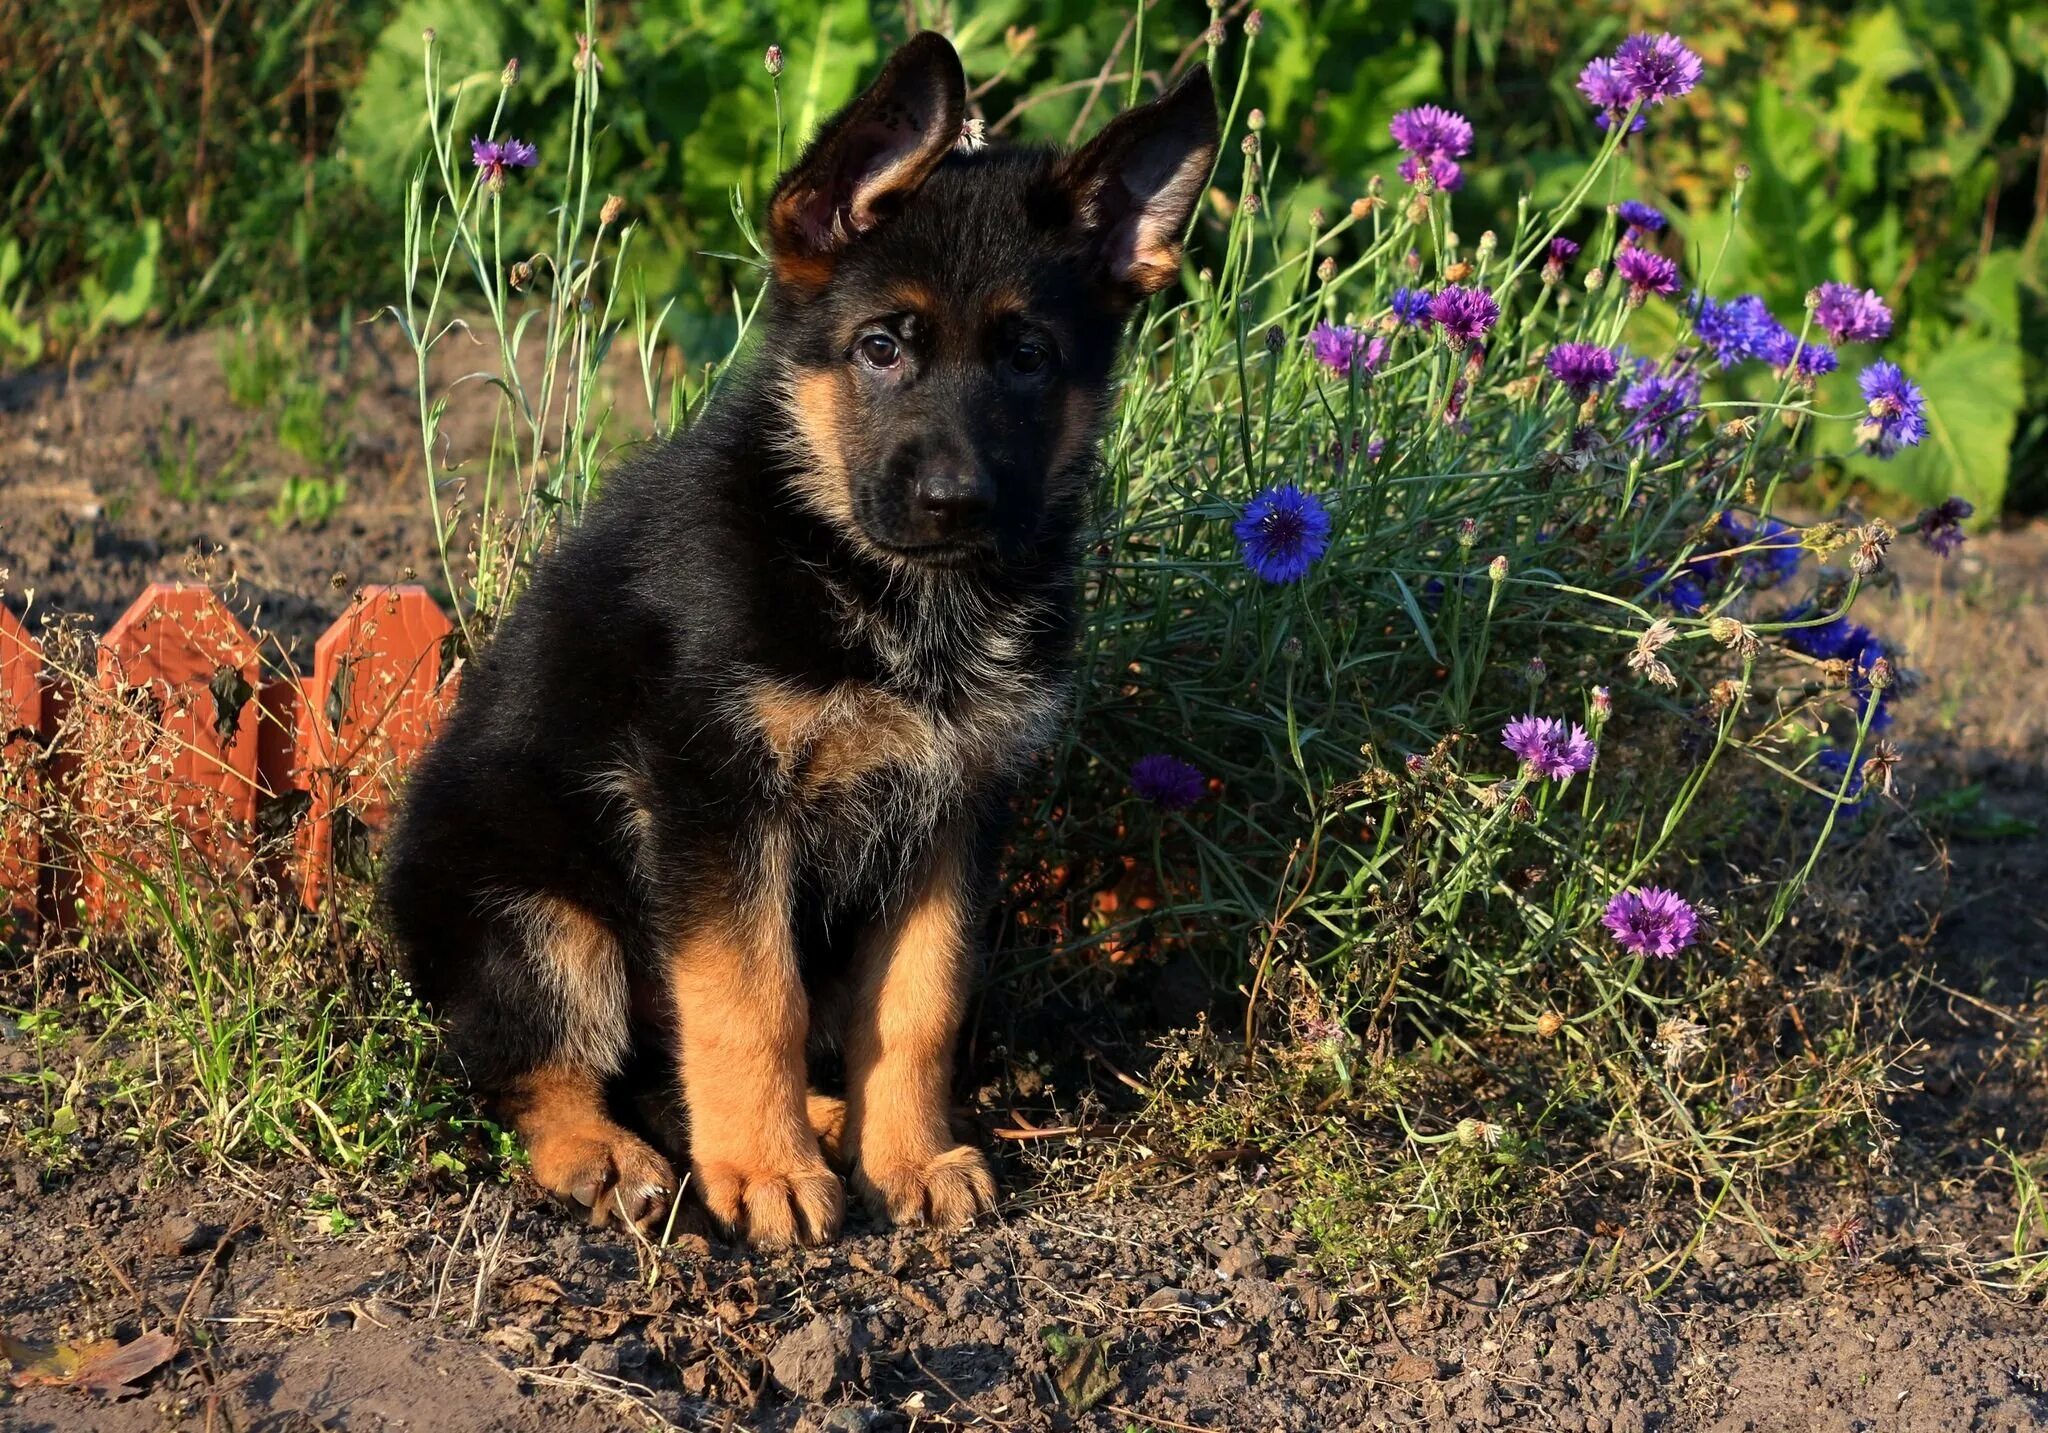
[380,34,1216,1247]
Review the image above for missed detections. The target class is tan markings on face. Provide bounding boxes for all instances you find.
[788,368,859,529]
[839,825,997,1226]
[511,894,630,1077]
[882,279,941,319]
[501,1062,675,1228]
[744,678,938,791]
[667,845,843,1247]
[981,286,1029,323]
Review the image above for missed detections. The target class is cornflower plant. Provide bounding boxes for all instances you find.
[397,17,1975,1253]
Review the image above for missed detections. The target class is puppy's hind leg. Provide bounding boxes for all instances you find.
[492,896,676,1230]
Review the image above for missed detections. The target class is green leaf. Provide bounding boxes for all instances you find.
[1041,1325,1117,1414]
[79,221,161,335]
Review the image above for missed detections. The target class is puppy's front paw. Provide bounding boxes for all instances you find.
[856,1144,997,1228]
[528,1124,677,1230]
[696,1154,844,1247]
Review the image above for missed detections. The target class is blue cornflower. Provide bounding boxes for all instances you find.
[1689,293,1772,368]
[1754,322,1837,381]
[1777,603,1871,662]
[1718,513,1802,588]
[1234,485,1332,584]
[1129,754,1207,810]
[1857,361,1928,457]
[1617,200,1667,238]
[1389,287,1434,327]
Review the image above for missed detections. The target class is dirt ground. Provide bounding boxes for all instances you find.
[1,335,2043,1431]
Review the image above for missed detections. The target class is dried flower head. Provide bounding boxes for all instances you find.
[1851,518,1894,576]
[1655,1016,1709,1069]
[1535,1009,1566,1039]
[600,193,626,226]
[1455,1117,1504,1150]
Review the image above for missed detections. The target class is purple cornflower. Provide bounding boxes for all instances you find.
[1129,754,1206,810]
[1602,886,1700,958]
[1577,58,1647,133]
[1689,293,1772,367]
[1234,484,1332,584]
[1617,200,1667,238]
[1545,342,1619,398]
[1917,497,1973,558]
[1307,323,1380,378]
[1544,237,1581,279]
[1502,714,1597,780]
[1388,104,1474,161]
[1613,33,1704,105]
[1856,361,1928,457]
[1398,155,1463,191]
[1429,285,1499,347]
[1619,360,1701,455]
[1614,247,1680,303]
[471,135,538,189]
[1810,282,1892,345]
[1388,287,1434,327]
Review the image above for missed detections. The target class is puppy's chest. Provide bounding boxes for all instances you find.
[740,653,1062,818]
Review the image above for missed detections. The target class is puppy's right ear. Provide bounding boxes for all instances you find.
[766,32,967,294]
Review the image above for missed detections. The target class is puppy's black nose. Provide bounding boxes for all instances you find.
[912,468,995,536]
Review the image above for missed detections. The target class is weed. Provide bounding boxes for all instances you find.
[220,316,293,411]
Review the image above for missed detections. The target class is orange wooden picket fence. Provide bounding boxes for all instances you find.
[0,581,457,934]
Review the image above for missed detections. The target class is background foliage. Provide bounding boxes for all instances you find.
[4,0,2044,511]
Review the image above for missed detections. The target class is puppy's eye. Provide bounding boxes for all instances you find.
[856,332,901,369]
[1010,338,1052,375]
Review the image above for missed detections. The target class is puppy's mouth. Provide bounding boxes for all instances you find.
[864,533,1000,570]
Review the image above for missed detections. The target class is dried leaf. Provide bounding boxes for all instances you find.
[1385,1352,1452,1383]
[73,1331,178,1397]
[1041,1325,1116,1414]
[502,1276,567,1308]
[3,1328,176,1397]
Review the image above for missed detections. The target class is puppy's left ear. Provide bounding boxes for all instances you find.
[767,32,967,292]
[1054,67,1219,298]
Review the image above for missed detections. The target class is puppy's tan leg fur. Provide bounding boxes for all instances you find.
[842,828,996,1227]
[504,1064,675,1229]
[670,883,842,1247]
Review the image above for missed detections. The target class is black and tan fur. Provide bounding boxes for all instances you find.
[378,34,1217,1246]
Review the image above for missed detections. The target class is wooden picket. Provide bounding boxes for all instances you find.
[291,585,455,907]
[0,603,42,934]
[0,582,460,934]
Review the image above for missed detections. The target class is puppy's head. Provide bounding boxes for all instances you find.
[761,33,1217,568]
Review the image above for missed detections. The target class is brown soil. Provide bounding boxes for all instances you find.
[2,337,2044,1431]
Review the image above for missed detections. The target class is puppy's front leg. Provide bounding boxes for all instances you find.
[671,861,842,1247]
[842,825,997,1227]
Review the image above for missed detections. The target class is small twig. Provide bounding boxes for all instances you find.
[429,1184,484,1321]
[469,1196,515,1332]
[175,1214,256,1343]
